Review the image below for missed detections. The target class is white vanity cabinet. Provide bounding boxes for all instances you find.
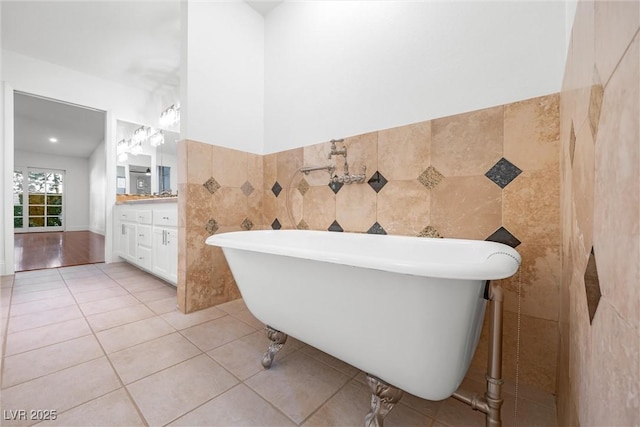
[114,200,178,286]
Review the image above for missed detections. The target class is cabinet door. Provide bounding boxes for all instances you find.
[116,222,137,262]
[136,246,152,270]
[152,228,177,284]
[125,223,137,262]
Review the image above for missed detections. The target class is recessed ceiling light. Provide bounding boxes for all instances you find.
[49,137,58,143]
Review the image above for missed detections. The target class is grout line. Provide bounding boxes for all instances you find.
[602,27,640,90]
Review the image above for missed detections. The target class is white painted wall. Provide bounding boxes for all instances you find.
[182,1,264,154]
[89,140,106,235]
[2,49,177,127]
[15,150,90,232]
[264,1,568,152]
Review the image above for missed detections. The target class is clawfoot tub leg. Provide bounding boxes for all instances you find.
[364,374,403,427]
[262,326,288,369]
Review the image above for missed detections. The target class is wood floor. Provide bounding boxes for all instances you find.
[14,231,105,272]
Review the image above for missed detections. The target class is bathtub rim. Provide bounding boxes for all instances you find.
[206,229,520,281]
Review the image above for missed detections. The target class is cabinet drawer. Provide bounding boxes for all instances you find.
[118,210,137,222]
[136,210,152,225]
[154,210,177,227]
[137,225,152,247]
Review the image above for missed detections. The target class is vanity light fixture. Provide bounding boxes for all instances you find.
[145,168,151,176]
[117,139,129,162]
[129,140,143,156]
[49,137,58,143]
[149,130,164,147]
[132,126,150,144]
[159,104,180,130]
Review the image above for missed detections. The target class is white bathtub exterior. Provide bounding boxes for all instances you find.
[206,230,520,401]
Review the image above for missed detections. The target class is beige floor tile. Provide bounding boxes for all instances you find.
[13,276,61,287]
[109,332,201,384]
[0,357,120,427]
[86,304,155,332]
[58,269,105,280]
[79,294,141,316]
[127,354,238,426]
[216,298,248,315]
[300,346,360,378]
[12,280,65,295]
[11,288,71,305]
[9,295,77,317]
[246,351,350,424]
[118,279,171,294]
[65,280,120,295]
[303,378,431,427]
[72,287,129,304]
[230,308,265,330]
[435,396,485,427]
[161,305,226,330]
[104,269,149,281]
[36,388,145,427]
[2,335,103,387]
[132,286,177,303]
[5,318,92,356]
[14,270,61,282]
[398,391,443,420]
[209,330,305,381]
[7,305,83,333]
[208,330,272,381]
[181,315,256,352]
[169,384,296,426]
[146,296,179,314]
[96,316,175,353]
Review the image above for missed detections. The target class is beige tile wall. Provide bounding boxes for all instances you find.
[558,1,640,426]
[179,93,561,394]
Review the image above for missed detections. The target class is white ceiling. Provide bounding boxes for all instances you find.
[2,0,280,159]
[2,1,182,93]
[14,92,106,158]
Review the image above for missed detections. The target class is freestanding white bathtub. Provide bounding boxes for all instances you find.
[206,230,520,425]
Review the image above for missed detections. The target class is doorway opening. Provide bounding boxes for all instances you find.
[13,91,106,272]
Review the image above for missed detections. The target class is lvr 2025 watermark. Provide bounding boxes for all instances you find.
[3,409,58,421]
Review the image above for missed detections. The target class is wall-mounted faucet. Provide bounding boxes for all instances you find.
[328,139,347,159]
[327,138,366,185]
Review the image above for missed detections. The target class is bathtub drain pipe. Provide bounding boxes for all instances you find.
[452,282,504,427]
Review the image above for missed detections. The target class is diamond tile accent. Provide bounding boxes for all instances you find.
[203,177,221,194]
[367,171,388,193]
[367,222,386,235]
[271,218,281,230]
[271,181,282,197]
[589,85,604,139]
[485,158,522,189]
[297,178,310,196]
[241,218,254,231]
[328,181,343,194]
[486,226,521,248]
[417,226,442,238]
[418,166,444,189]
[328,220,343,232]
[584,247,601,324]
[205,219,219,234]
[296,219,309,230]
[241,181,254,197]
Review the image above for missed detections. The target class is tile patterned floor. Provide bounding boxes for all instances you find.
[0,263,556,426]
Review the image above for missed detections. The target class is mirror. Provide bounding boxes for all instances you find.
[116,120,179,196]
